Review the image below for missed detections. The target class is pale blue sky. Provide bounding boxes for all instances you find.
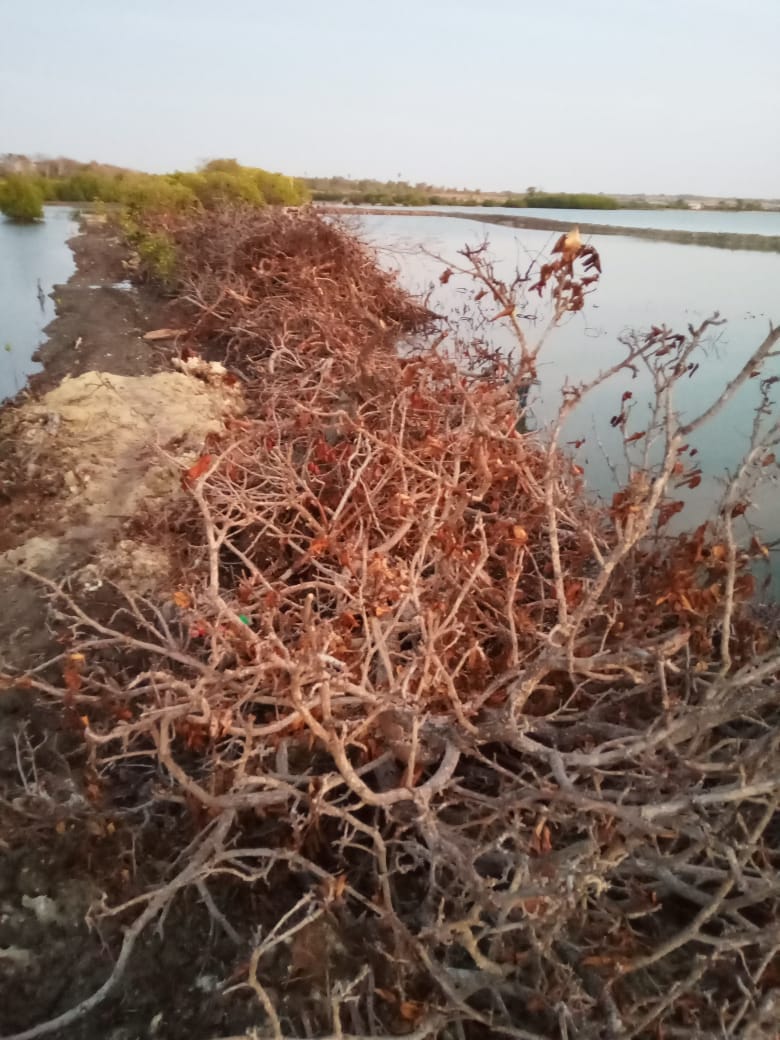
[1,0,778,197]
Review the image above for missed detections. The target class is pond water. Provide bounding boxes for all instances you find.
[443,206,780,236]
[359,206,780,237]
[0,206,78,402]
[358,212,780,590]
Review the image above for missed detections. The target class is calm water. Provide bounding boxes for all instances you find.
[364,206,780,237]
[0,207,78,401]
[359,212,780,587]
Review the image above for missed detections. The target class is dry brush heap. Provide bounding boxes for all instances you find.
[6,206,780,1040]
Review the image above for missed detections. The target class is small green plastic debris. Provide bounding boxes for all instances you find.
[238,614,250,626]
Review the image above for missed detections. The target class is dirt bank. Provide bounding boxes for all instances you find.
[28,216,172,394]
[0,222,251,1040]
[0,218,241,665]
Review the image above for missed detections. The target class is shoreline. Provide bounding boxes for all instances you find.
[0,220,171,663]
[321,205,780,253]
[0,218,223,643]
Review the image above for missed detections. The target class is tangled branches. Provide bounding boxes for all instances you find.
[6,207,780,1040]
[170,205,434,370]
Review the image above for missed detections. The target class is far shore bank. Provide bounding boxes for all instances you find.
[320,205,780,253]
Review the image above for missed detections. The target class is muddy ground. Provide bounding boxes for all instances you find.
[0,223,263,1039]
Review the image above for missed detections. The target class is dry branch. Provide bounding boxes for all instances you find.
[5,205,779,1040]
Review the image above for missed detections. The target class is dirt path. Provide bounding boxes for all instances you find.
[0,222,251,1040]
[29,217,170,392]
[0,220,240,658]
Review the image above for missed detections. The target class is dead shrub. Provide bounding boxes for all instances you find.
[7,207,780,1040]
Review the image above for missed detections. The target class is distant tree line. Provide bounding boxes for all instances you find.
[304,177,620,210]
[0,157,309,223]
[2,158,770,222]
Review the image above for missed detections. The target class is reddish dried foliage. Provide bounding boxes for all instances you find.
[14,206,780,1040]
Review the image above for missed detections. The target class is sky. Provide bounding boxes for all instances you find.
[1,0,778,198]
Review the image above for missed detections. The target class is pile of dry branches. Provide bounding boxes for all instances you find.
[171,205,434,370]
[9,207,780,1040]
